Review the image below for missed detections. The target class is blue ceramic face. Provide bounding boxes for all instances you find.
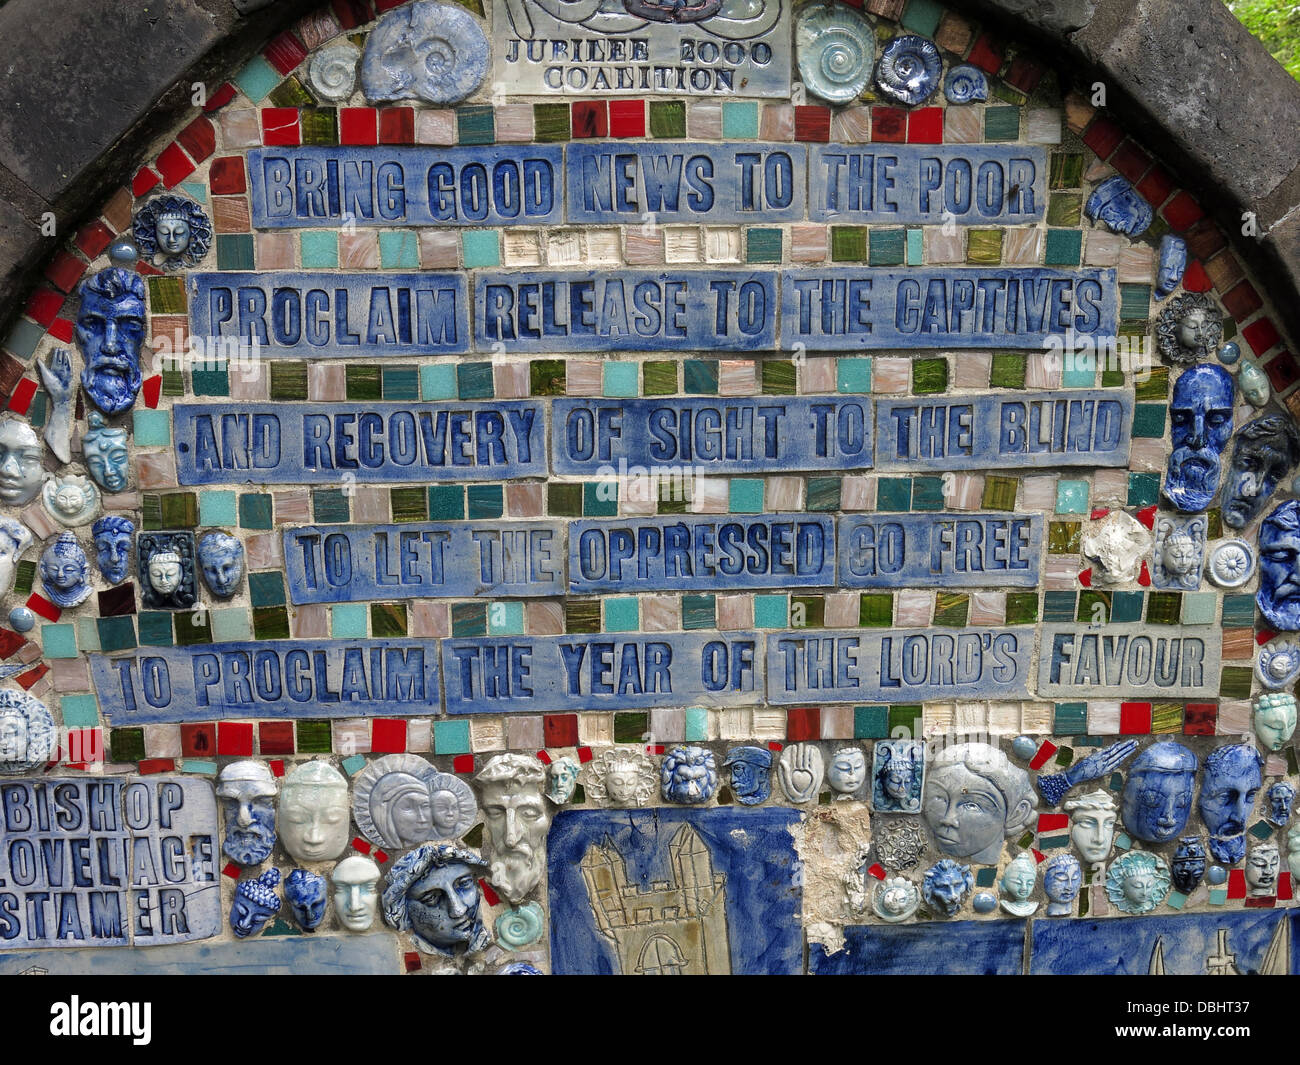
[75,270,146,415]
[724,747,771,804]
[1120,742,1197,844]
[1223,418,1300,530]
[1199,745,1262,864]
[1163,364,1233,512]
[82,424,130,493]
[39,534,90,608]
[1085,175,1153,236]
[230,894,278,938]
[1155,235,1188,299]
[921,859,972,917]
[218,788,277,866]
[407,861,483,951]
[1170,838,1206,894]
[661,746,718,804]
[1043,857,1081,902]
[285,870,327,932]
[1268,782,1296,826]
[198,532,245,598]
[92,517,134,585]
[1258,502,1300,630]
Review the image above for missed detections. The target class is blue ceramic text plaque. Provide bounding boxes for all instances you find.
[837,513,1043,587]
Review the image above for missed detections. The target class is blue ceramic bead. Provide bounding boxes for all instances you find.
[1207,865,1227,885]
[1011,736,1038,760]
[972,891,997,914]
[1217,341,1241,364]
[7,606,33,633]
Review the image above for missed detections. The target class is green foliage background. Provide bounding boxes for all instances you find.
[1228,0,1300,78]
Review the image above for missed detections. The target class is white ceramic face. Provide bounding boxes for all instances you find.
[332,860,381,932]
[605,768,641,803]
[1069,808,1117,863]
[0,423,44,506]
[0,713,26,762]
[281,786,350,862]
[828,749,866,794]
[148,557,183,594]
[156,216,191,255]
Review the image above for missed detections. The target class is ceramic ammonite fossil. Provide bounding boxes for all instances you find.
[795,3,875,104]
[875,33,943,105]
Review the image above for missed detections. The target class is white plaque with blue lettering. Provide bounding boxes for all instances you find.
[1038,624,1221,699]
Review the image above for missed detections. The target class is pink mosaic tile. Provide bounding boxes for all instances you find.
[494,361,530,398]
[339,232,380,268]
[419,229,460,268]
[1025,353,1062,388]
[688,102,722,138]
[351,486,389,522]
[895,590,933,626]
[495,104,534,142]
[566,359,602,396]
[136,453,178,490]
[641,595,677,631]
[1020,476,1057,511]
[506,483,545,517]
[1083,230,1123,266]
[1001,228,1044,265]
[759,104,795,141]
[255,231,296,268]
[650,708,686,743]
[718,360,756,395]
[1091,468,1130,505]
[689,477,728,513]
[294,10,342,50]
[274,490,311,523]
[309,362,345,400]
[944,107,982,144]
[953,352,992,388]
[505,715,544,751]
[969,591,1006,625]
[625,228,664,264]
[143,724,182,759]
[820,706,854,740]
[407,719,432,753]
[50,657,89,692]
[944,473,984,510]
[840,474,874,511]
[293,604,329,638]
[824,592,859,627]
[229,362,267,401]
[801,356,836,393]
[1119,243,1155,283]
[935,11,974,53]
[245,532,282,569]
[1217,699,1252,735]
[219,108,262,149]
[1130,437,1166,472]
[765,475,805,510]
[415,109,457,144]
[924,227,966,263]
[411,601,451,638]
[830,106,871,143]
[872,357,911,393]
[790,224,827,262]
[716,594,753,629]
[1087,701,1122,735]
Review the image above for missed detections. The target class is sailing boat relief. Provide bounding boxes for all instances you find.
[1147,920,1289,975]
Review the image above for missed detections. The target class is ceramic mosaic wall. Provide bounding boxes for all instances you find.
[0,0,1297,975]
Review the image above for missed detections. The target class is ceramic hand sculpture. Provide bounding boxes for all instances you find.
[1035,738,1138,806]
[36,349,75,464]
[777,743,824,803]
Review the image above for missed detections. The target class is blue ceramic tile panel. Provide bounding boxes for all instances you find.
[475,270,778,353]
[810,921,1026,975]
[1036,624,1222,698]
[190,271,469,358]
[284,521,566,603]
[766,627,1035,703]
[548,808,802,975]
[0,777,220,948]
[89,640,442,723]
[837,513,1043,587]
[874,390,1133,470]
[247,146,565,227]
[568,515,835,592]
[173,401,547,483]
[551,397,872,475]
[441,632,762,713]
[1029,911,1293,975]
[565,143,805,224]
[808,145,1047,224]
[780,267,1119,351]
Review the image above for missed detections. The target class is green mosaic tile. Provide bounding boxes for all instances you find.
[1077,590,1110,623]
[1151,702,1183,734]
[136,611,174,647]
[428,485,465,520]
[877,478,911,512]
[906,228,923,265]
[216,234,255,271]
[1111,591,1145,622]
[233,55,281,102]
[1127,473,1160,507]
[191,368,229,397]
[462,230,500,268]
[762,360,796,395]
[1056,479,1089,514]
[239,493,272,530]
[269,362,309,400]
[1131,403,1167,437]
[1219,666,1252,699]
[967,229,1003,265]
[97,615,137,652]
[301,230,339,268]
[268,76,312,107]
[452,602,488,637]
[1005,591,1038,624]
[729,479,763,513]
[604,597,639,632]
[160,369,185,397]
[1049,153,1084,189]
[838,358,871,393]
[805,476,840,512]
[534,102,570,141]
[1046,193,1082,226]
[991,83,1027,106]
[110,727,146,764]
[754,594,788,628]
[345,364,383,401]
[888,704,922,737]
[1044,228,1082,266]
[1120,284,1152,321]
[370,602,408,637]
[248,571,285,608]
[933,592,969,626]
[457,104,495,145]
[683,360,719,395]
[747,228,782,263]
[1206,510,1222,539]
[975,866,998,888]
[1181,591,1218,625]
[868,228,905,266]
[1042,590,1077,621]
[583,481,618,517]
[564,600,600,634]
[1146,592,1182,624]
[601,362,636,398]
[148,277,186,315]
[648,100,686,138]
[912,357,948,394]
[982,475,1018,511]
[859,593,892,627]
[296,720,332,754]
[161,493,198,528]
[854,705,890,739]
[26,391,47,430]
[1134,366,1169,400]
[174,609,213,646]
[683,594,717,630]
[548,483,583,517]
[530,359,566,396]
[332,604,367,638]
[1100,367,1124,388]
[643,361,677,395]
[1221,595,1256,626]
[141,495,163,530]
[989,352,1026,389]
[1048,521,1081,553]
[379,231,419,269]
[614,711,649,744]
[457,362,494,399]
[312,488,349,523]
[911,476,944,511]
[382,365,420,400]
[1053,702,1087,734]
[12,559,33,596]
[790,595,824,629]
[252,606,290,640]
[901,0,944,34]
[831,226,867,262]
[468,484,504,519]
[984,105,1020,141]
[391,487,428,523]
[300,107,338,145]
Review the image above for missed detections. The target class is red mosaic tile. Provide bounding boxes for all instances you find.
[966,33,1004,74]
[180,723,216,756]
[261,107,302,147]
[133,167,161,197]
[263,31,309,76]
[340,107,378,145]
[1081,116,1123,160]
[571,100,608,138]
[1119,701,1152,734]
[177,116,216,164]
[793,106,831,142]
[906,107,943,144]
[1244,896,1277,908]
[1077,567,1092,587]
[1037,813,1068,832]
[1227,868,1247,899]
[478,879,500,906]
[217,721,255,757]
[866,863,886,880]
[871,106,906,142]
[351,837,372,855]
[535,749,552,764]
[64,727,105,765]
[452,753,475,773]
[44,251,87,293]
[376,0,412,9]
[1221,279,1263,320]
[24,287,64,328]
[16,664,48,690]
[609,99,646,138]
[258,720,295,755]
[1180,259,1211,293]
[1002,54,1044,93]
[1243,316,1281,356]
[1135,165,1175,207]
[136,261,162,277]
[139,758,176,775]
[1137,559,1151,587]
[7,378,37,415]
[209,156,248,196]
[1280,873,1294,901]
[374,848,388,863]
[48,318,74,343]
[1265,350,1299,391]
[75,220,115,259]
[270,758,285,777]
[222,862,241,880]
[1028,741,1057,770]
[379,107,416,144]
[25,594,59,622]
[785,706,820,741]
[332,0,375,30]
[1182,702,1217,735]
[403,951,422,972]
[1161,190,1205,231]
[544,713,579,747]
[156,142,197,188]
[142,375,163,408]
[767,741,783,752]
[1107,139,1151,183]
[371,718,407,753]
[202,82,237,113]
[0,629,26,659]
[577,745,593,763]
